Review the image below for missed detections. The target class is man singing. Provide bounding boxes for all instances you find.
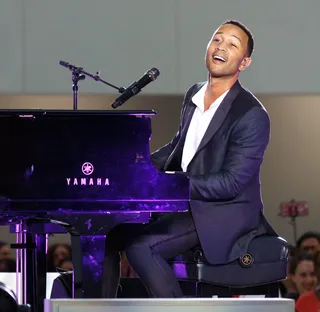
[102,20,277,298]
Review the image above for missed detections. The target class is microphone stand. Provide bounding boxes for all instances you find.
[59,61,125,110]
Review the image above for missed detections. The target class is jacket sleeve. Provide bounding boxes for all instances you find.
[189,106,270,201]
[151,84,196,171]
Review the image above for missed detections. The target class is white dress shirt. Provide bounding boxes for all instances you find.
[181,83,229,172]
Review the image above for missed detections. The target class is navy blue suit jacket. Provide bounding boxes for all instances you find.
[151,80,277,265]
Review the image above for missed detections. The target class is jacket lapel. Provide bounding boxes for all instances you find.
[194,80,242,155]
[164,80,242,171]
[163,83,204,171]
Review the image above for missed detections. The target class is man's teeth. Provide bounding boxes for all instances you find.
[213,56,226,62]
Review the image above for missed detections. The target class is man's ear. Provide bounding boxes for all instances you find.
[239,57,252,71]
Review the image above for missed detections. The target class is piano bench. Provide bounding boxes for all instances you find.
[170,235,289,298]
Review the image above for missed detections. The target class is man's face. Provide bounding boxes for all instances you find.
[205,23,251,78]
[53,245,70,267]
[0,245,11,260]
[300,237,320,255]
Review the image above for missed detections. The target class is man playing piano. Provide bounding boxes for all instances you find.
[102,20,277,298]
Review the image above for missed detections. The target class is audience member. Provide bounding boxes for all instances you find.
[47,243,72,272]
[296,286,320,312]
[0,241,12,260]
[57,258,73,271]
[120,252,137,278]
[296,232,320,255]
[0,259,15,272]
[279,244,297,297]
[285,252,318,301]
[313,250,320,281]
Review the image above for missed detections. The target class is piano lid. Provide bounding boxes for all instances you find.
[0,109,189,212]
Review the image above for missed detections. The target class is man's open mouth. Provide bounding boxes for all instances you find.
[213,55,227,62]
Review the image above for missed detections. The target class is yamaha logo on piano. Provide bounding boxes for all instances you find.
[66,162,110,186]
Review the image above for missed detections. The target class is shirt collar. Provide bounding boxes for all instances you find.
[191,82,229,112]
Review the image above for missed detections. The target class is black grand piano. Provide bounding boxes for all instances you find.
[0,109,190,312]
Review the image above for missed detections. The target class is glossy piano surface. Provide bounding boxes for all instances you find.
[0,109,190,303]
[0,109,190,217]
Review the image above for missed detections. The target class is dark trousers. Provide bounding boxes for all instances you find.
[101,211,200,298]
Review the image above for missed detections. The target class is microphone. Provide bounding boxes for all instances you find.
[59,60,69,68]
[111,67,160,109]
[59,60,86,81]
[59,60,78,70]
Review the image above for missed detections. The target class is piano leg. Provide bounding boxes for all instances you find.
[12,223,48,312]
[80,235,106,298]
[43,213,151,299]
[25,233,36,309]
[35,234,47,311]
[25,233,47,312]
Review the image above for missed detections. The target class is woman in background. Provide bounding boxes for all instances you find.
[47,243,72,272]
[285,253,317,301]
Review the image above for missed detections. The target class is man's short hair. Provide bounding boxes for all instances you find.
[223,20,254,57]
[296,231,320,249]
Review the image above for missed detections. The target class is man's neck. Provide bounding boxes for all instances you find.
[206,74,238,97]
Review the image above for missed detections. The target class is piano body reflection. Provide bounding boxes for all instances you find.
[0,110,189,311]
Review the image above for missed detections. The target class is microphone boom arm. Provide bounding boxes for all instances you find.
[59,60,125,110]
[59,61,159,111]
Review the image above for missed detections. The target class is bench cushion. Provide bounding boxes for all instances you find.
[171,235,289,287]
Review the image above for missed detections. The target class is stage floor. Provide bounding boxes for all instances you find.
[44,298,294,312]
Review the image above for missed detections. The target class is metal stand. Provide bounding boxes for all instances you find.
[72,69,85,110]
[59,60,125,110]
[290,216,298,244]
[11,219,81,312]
[12,220,48,312]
